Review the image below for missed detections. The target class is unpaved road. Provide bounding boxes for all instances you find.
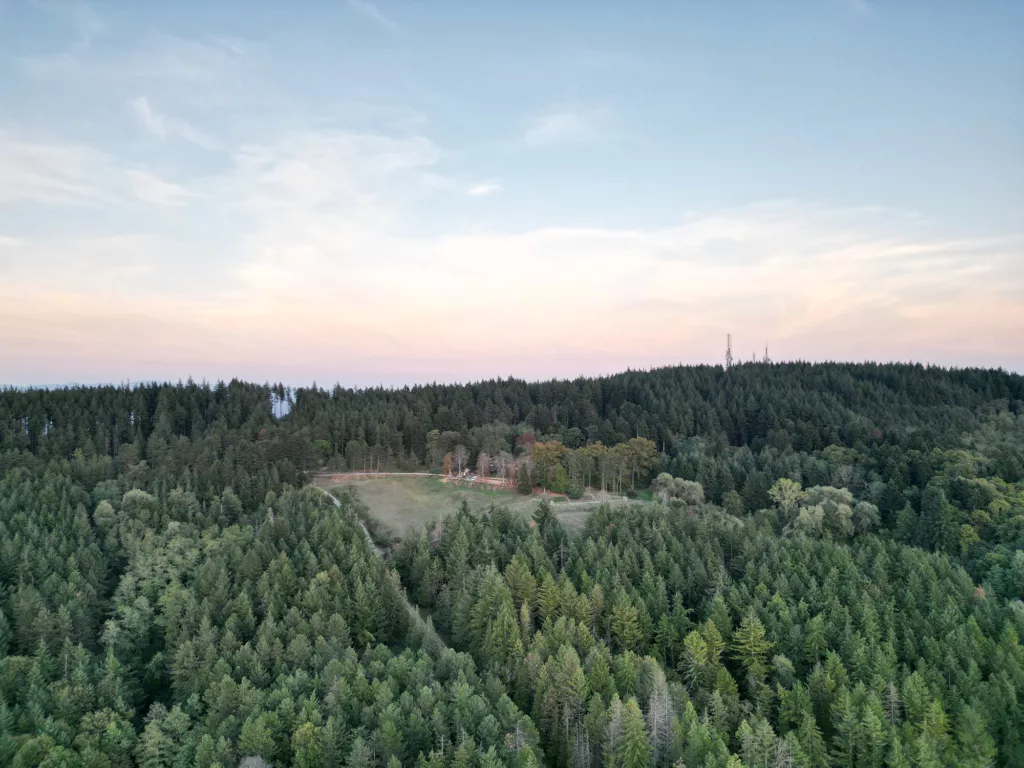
[312,485,446,649]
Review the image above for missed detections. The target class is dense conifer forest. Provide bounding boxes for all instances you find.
[1,362,1023,766]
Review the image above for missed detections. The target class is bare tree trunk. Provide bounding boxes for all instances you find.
[646,671,674,764]
[604,698,623,765]
[571,724,591,768]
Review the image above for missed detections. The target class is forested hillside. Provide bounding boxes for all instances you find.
[0,474,542,767]
[394,501,1024,766]
[4,363,1022,592]
[0,381,545,766]
[1,362,1023,766]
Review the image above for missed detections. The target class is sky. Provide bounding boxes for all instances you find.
[0,0,1022,387]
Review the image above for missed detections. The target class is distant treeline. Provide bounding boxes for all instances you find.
[2,362,1023,591]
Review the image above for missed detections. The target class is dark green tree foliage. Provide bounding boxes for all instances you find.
[3,364,1024,595]
[2,362,1024,765]
[1,478,542,765]
[395,501,1024,766]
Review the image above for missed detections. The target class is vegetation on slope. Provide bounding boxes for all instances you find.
[1,361,1023,766]
[394,499,1024,766]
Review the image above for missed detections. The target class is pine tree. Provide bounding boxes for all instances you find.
[610,603,642,653]
[915,732,943,768]
[893,503,918,544]
[797,714,828,767]
[830,689,858,768]
[505,555,538,608]
[736,719,755,765]
[955,705,997,768]
[292,722,324,768]
[617,698,653,768]
[486,603,525,683]
[536,573,560,625]
[604,695,624,768]
[919,483,948,552]
[919,700,950,763]
[240,715,275,760]
[0,700,14,767]
[860,704,888,767]
[0,609,10,657]
[322,716,346,768]
[346,736,374,768]
[804,613,828,665]
[732,611,773,679]
[679,630,708,689]
[136,717,174,768]
[700,620,726,666]
[886,735,910,768]
[375,718,405,765]
[587,651,616,702]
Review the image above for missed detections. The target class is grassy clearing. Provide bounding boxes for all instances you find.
[315,475,632,537]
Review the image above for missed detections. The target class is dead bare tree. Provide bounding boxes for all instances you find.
[571,723,592,768]
[884,682,903,726]
[773,737,794,768]
[453,444,470,476]
[494,451,512,485]
[645,666,674,763]
[604,696,623,765]
[505,720,531,755]
[476,451,491,479]
[503,453,517,486]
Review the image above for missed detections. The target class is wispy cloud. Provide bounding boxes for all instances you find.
[4,115,1021,374]
[133,34,247,82]
[524,106,606,147]
[4,192,1020,382]
[130,97,219,150]
[347,0,401,33]
[218,130,441,216]
[125,169,193,206]
[467,181,502,197]
[0,132,115,205]
[0,233,184,291]
[2,5,1021,383]
[20,28,247,87]
[0,130,193,207]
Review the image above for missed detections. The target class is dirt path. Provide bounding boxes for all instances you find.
[313,471,436,480]
[313,484,384,555]
[312,485,446,649]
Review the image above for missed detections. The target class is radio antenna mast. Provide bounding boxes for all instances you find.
[725,334,733,370]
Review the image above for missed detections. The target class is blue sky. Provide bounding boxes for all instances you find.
[0,0,1021,386]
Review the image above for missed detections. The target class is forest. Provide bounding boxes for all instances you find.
[1,361,1023,766]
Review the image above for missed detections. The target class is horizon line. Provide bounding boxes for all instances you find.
[4,356,1021,394]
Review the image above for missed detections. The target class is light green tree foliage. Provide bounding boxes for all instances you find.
[779,483,881,540]
[651,473,705,506]
[768,478,805,515]
[731,611,773,679]
[617,698,653,768]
